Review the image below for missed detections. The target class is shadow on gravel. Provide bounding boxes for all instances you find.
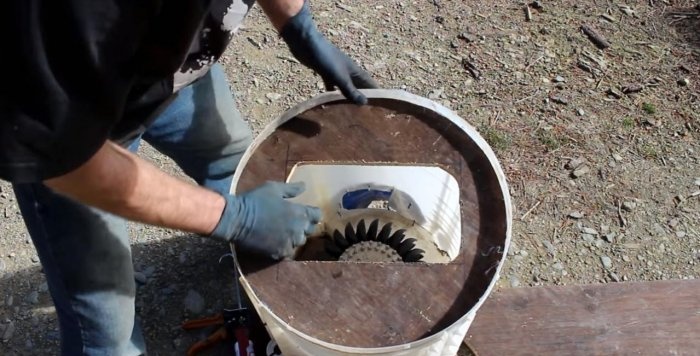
[0,234,271,356]
[0,265,61,355]
[666,5,700,58]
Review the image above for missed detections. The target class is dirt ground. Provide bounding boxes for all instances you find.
[1,0,698,355]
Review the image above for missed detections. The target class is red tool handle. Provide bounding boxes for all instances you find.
[234,326,253,356]
[182,314,224,330]
[186,327,228,356]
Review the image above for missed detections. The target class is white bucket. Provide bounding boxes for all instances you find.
[230,89,513,356]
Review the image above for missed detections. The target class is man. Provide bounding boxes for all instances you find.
[0,0,377,354]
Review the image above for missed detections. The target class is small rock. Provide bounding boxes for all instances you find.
[677,78,689,87]
[143,266,156,277]
[622,255,631,262]
[435,15,445,24]
[577,108,585,116]
[642,117,660,127]
[565,157,586,170]
[0,259,5,272]
[30,255,39,263]
[134,272,147,285]
[612,153,623,161]
[582,234,595,243]
[6,295,13,307]
[600,225,610,233]
[622,84,643,94]
[619,5,635,16]
[572,165,590,178]
[693,178,700,186]
[25,339,34,349]
[184,290,205,315]
[553,262,564,270]
[458,32,478,43]
[622,201,636,211]
[173,338,182,348]
[530,0,543,9]
[552,75,566,83]
[600,256,613,269]
[450,40,459,49]
[26,291,39,305]
[542,240,556,255]
[568,211,584,219]
[2,321,15,341]
[609,272,621,282]
[550,95,569,105]
[606,87,623,99]
[518,250,529,257]
[265,93,282,101]
[668,218,679,228]
[676,231,687,238]
[582,227,598,235]
[8,252,15,258]
[509,276,521,287]
[594,239,604,248]
[38,282,49,293]
[603,233,616,243]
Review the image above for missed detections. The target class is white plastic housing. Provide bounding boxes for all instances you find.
[286,163,462,261]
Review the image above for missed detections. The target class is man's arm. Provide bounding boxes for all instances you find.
[44,140,321,259]
[256,0,304,31]
[45,141,225,235]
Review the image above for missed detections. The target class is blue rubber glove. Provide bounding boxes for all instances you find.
[209,181,322,260]
[280,1,379,105]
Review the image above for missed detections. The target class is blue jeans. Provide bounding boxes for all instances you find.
[12,63,253,355]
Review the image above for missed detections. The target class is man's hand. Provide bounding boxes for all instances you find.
[209,181,321,259]
[259,0,379,105]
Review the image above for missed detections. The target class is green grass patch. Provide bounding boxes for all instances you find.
[622,117,635,129]
[480,125,512,152]
[536,128,568,151]
[638,144,659,159]
[642,102,656,115]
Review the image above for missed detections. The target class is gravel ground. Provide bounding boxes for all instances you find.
[1,0,699,355]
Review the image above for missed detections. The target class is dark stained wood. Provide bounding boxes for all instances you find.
[235,98,509,347]
[466,279,700,355]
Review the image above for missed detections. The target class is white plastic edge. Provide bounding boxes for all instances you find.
[229,89,513,353]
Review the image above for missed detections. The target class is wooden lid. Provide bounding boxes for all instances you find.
[232,90,511,348]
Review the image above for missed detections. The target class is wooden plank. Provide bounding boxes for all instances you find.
[245,261,480,347]
[465,279,700,355]
[234,97,510,347]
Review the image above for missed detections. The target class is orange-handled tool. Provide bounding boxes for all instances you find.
[182,314,225,330]
[185,326,229,356]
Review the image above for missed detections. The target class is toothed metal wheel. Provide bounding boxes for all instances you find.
[339,241,403,262]
[324,219,425,262]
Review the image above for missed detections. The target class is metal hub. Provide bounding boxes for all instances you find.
[324,219,425,263]
[338,241,403,262]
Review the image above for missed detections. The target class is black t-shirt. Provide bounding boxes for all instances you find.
[0,0,254,183]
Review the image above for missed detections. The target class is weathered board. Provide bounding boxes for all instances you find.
[234,96,510,348]
[465,279,700,355]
